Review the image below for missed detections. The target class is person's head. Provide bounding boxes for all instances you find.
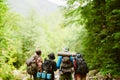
[35,49,42,55]
[48,52,55,60]
[76,53,82,58]
[63,47,69,52]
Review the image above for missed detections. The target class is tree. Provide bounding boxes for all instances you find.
[64,0,120,76]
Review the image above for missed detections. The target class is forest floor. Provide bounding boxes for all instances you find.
[12,69,120,80]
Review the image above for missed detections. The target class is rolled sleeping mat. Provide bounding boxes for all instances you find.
[58,52,76,57]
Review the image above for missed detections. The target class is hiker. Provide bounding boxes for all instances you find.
[26,49,43,80]
[74,53,89,80]
[42,52,57,80]
[56,47,74,80]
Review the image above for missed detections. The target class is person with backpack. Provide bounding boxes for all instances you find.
[74,53,89,80]
[26,49,43,80]
[56,47,74,80]
[42,52,57,80]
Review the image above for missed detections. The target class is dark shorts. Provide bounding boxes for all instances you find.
[60,72,72,80]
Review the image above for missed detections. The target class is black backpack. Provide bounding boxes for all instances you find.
[75,57,89,74]
[60,56,73,73]
[42,59,53,73]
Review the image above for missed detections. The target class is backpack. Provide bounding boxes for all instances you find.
[60,56,72,73]
[42,59,53,73]
[75,57,89,74]
[26,55,41,75]
[27,61,37,75]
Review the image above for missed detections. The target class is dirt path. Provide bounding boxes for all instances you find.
[12,70,98,80]
[12,70,119,80]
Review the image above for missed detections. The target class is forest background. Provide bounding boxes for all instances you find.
[0,0,120,79]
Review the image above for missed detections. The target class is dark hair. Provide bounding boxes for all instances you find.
[35,50,42,55]
[48,52,55,59]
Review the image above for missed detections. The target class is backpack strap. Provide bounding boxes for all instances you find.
[36,56,43,72]
[73,58,76,70]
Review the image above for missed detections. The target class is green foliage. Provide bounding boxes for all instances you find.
[64,0,120,77]
[0,0,8,25]
[0,0,15,79]
[0,63,14,80]
[0,0,73,79]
